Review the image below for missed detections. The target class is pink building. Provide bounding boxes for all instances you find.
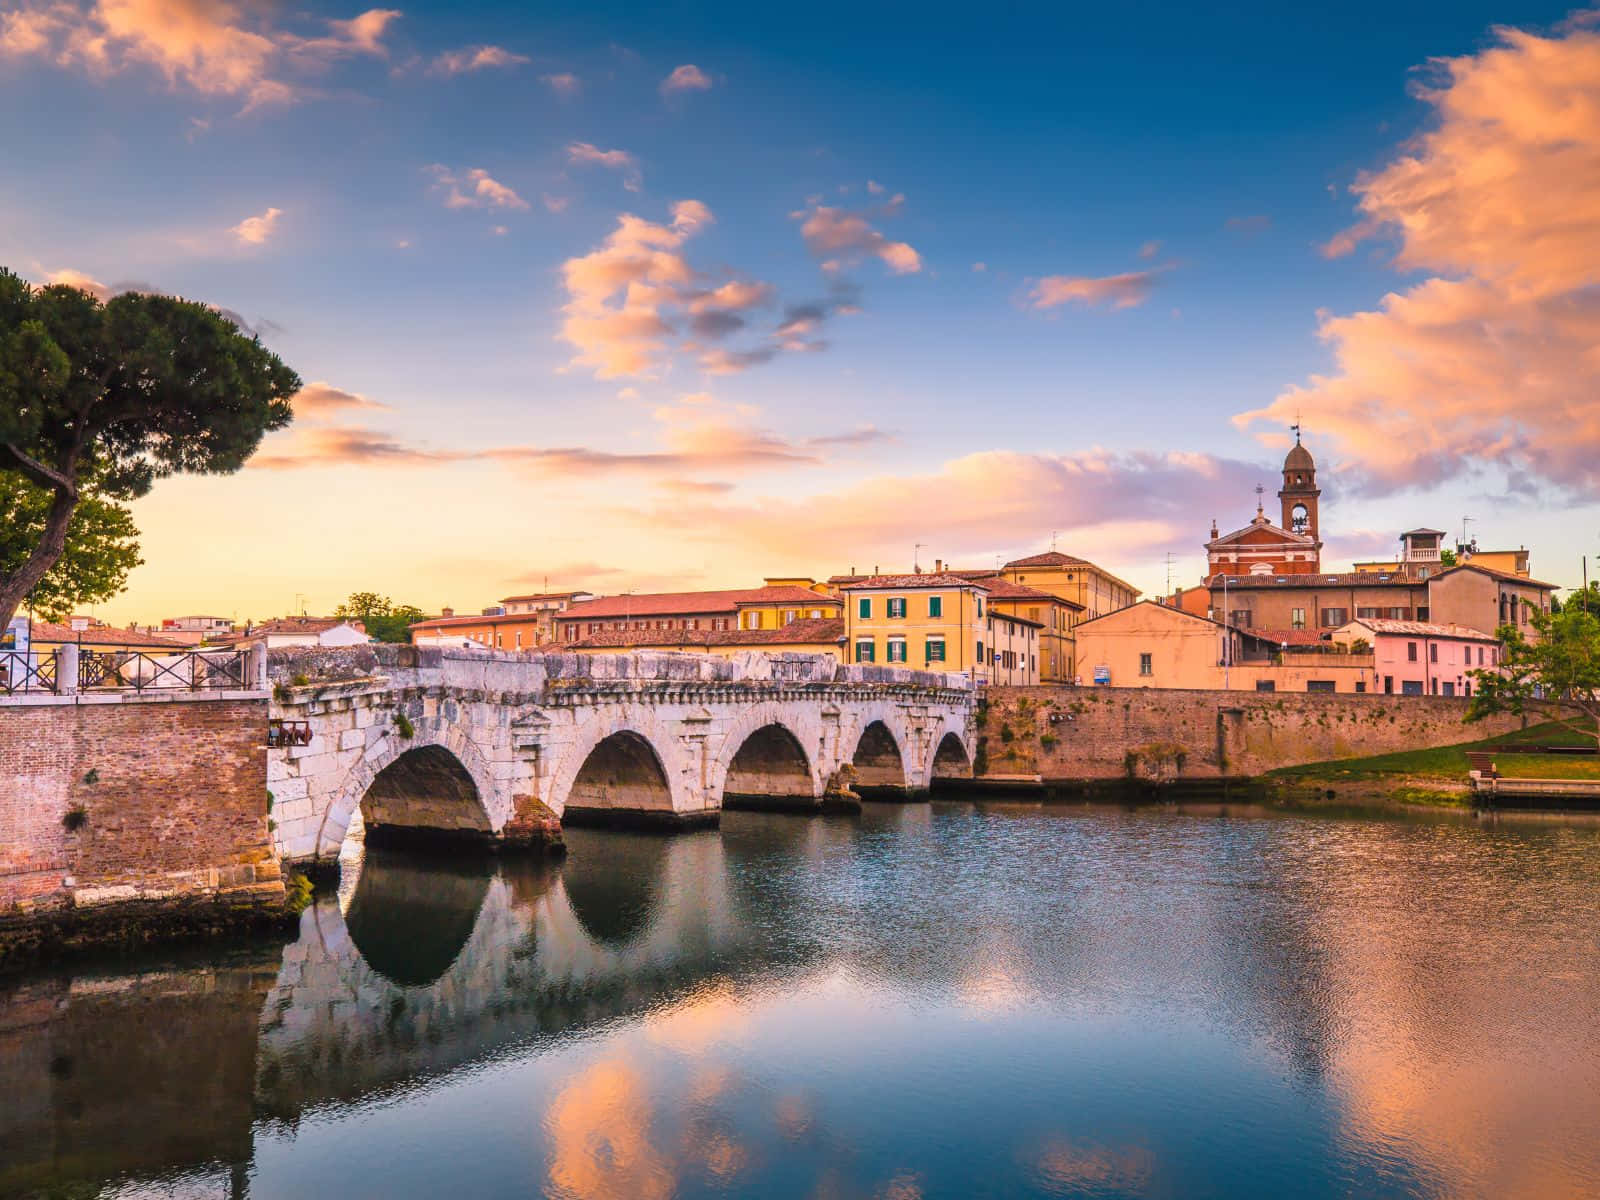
[1336,618,1499,698]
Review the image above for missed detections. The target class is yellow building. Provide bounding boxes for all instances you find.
[839,574,1040,684]
[992,551,1140,680]
[566,618,845,660]
[1074,600,1377,693]
[949,573,1082,684]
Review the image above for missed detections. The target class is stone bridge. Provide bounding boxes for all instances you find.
[267,645,975,868]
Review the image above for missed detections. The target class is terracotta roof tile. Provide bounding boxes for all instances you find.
[28,621,190,650]
[560,586,838,621]
[837,574,991,591]
[568,618,844,650]
[1346,618,1498,641]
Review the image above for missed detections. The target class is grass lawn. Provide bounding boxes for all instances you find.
[1269,721,1599,783]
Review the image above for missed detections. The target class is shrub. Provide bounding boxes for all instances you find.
[393,709,415,739]
[82,768,99,785]
[62,806,88,832]
[290,672,311,688]
[1039,733,1058,750]
[999,723,1015,743]
[284,871,315,916]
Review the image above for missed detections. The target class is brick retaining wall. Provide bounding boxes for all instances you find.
[977,686,1526,780]
[0,694,285,962]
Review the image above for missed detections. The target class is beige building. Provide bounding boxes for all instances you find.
[1074,601,1378,693]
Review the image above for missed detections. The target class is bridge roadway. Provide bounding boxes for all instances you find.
[266,645,976,868]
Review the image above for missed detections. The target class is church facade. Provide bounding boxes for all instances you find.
[1201,434,1323,579]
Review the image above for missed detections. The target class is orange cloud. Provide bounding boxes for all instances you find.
[660,63,711,94]
[1027,269,1160,310]
[229,205,281,245]
[793,201,922,275]
[0,1,400,111]
[427,165,530,211]
[428,44,529,76]
[290,381,388,417]
[541,71,579,97]
[1239,19,1600,493]
[567,142,641,191]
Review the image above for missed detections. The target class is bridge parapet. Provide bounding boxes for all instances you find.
[266,646,975,868]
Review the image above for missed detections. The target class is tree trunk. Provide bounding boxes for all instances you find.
[0,484,78,635]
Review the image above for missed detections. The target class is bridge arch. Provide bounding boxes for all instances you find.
[848,708,916,795]
[712,704,822,810]
[550,714,693,827]
[925,721,974,789]
[315,728,500,859]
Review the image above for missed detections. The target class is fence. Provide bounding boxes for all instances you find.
[0,649,59,695]
[0,645,261,698]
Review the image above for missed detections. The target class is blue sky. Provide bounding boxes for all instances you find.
[1,0,1594,619]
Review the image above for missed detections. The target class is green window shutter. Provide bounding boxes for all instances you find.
[858,597,872,619]
[929,596,942,618]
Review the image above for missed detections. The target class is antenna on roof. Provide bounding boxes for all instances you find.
[1050,529,1058,552]
[1164,552,1175,598]
[914,543,926,573]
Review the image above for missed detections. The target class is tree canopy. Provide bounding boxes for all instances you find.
[0,269,298,632]
[1468,606,1600,741]
[333,592,427,643]
[0,469,142,622]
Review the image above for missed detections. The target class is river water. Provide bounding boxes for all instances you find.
[4,800,1600,1199]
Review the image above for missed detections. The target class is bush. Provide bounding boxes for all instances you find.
[999,723,1015,743]
[393,709,415,739]
[284,871,315,916]
[61,806,88,832]
[1039,733,1058,750]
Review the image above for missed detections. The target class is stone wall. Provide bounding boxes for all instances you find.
[976,685,1526,781]
[0,695,284,960]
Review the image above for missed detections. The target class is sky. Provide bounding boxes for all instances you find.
[2,0,1597,623]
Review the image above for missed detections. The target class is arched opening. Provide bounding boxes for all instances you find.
[360,744,494,851]
[852,720,910,798]
[563,731,686,828]
[931,731,972,786]
[343,848,492,987]
[722,723,816,811]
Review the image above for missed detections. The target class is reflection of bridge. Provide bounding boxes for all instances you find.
[267,646,975,868]
[256,833,785,1119]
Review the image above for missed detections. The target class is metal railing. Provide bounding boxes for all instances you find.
[79,649,249,692]
[0,649,59,695]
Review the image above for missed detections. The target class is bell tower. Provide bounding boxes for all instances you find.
[1278,425,1321,550]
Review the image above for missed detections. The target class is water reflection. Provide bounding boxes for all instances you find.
[1,804,1598,1198]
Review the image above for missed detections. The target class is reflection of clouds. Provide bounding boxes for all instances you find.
[878,1169,924,1199]
[955,963,1038,1016]
[1026,1136,1154,1194]
[544,1058,674,1200]
[641,982,751,1053]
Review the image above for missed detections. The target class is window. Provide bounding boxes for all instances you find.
[1256,680,1276,692]
[783,609,797,625]
[1387,607,1406,619]
[744,611,763,630]
[926,636,946,662]
[976,598,985,618]
[1429,643,1438,663]
[1355,681,1366,693]
[976,640,984,664]
[928,595,943,618]
[1321,607,1348,628]
[1416,606,1430,621]
[1029,607,1041,623]
[1477,646,1484,665]
[858,597,872,620]
[1406,642,1418,662]
[1291,608,1306,630]
[1139,652,1153,676]
[1229,609,1252,628]
[887,638,907,663]
[515,631,523,649]
[1442,681,1455,697]
[1402,680,1424,696]
[1384,675,1393,694]
[854,639,875,663]
[1356,607,1379,619]
[1306,680,1336,693]
[888,597,907,619]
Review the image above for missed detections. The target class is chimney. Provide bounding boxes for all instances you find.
[935,558,943,573]
[441,607,454,618]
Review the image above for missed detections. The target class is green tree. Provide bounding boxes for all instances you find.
[333,592,426,643]
[0,469,142,621]
[1440,548,1457,567]
[0,270,298,632]
[1467,606,1600,742]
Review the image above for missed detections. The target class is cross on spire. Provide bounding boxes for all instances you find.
[1254,484,1265,514]
[1291,411,1302,443]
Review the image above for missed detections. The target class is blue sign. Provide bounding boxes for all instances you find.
[1093,665,1111,685]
